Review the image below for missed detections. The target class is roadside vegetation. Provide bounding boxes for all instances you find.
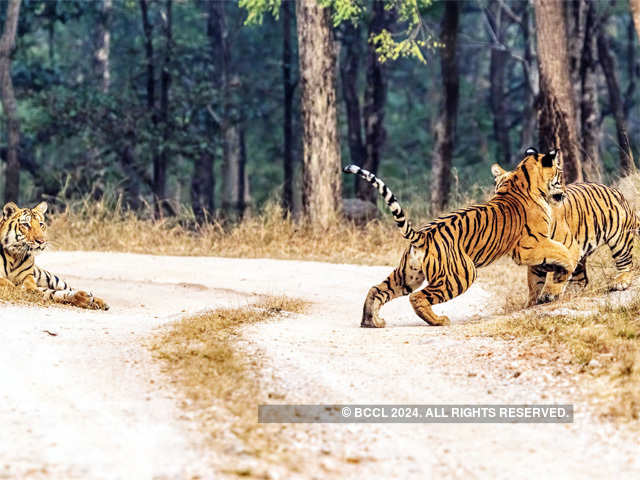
[0,284,48,306]
[149,296,309,473]
[479,299,640,421]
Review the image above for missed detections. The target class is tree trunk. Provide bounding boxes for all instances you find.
[212,2,246,218]
[431,0,459,212]
[282,0,295,214]
[579,0,601,181]
[93,0,112,93]
[154,0,172,215]
[360,0,390,204]
[631,0,640,41]
[520,1,538,155]
[625,17,637,118]
[565,0,587,140]
[597,25,635,175]
[0,0,22,203]
[534,0,583,183]
[296,0,342,227]
[488,0,511,165]
[191,151,214,222]
[139,0,155,114]
[339,22,365,192]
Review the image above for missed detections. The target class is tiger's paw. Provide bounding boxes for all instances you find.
[536,292,558,304]
[70,290,110,311]
[361,314,386,328]
[425,314,450,327]
[610,273,632,292]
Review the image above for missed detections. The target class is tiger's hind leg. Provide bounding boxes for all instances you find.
[608,229,634,291]
[409,253,476,326]
[526,266,547,307]
[362,247,425,328]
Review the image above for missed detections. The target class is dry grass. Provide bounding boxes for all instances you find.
[0,284,49,306]
[48,199,408,265]
[477,299,640,420]
[150,295,309,469]
[46,182,496,266]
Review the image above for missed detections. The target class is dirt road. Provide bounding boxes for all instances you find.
[1,252,638,479]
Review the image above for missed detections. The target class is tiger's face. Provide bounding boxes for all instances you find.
[491,148,565,203]
[0,202,49,256]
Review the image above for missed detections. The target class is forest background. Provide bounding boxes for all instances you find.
[0,0,639,227]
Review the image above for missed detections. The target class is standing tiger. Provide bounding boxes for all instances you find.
[492,150,639,305]
[344,149,575,327]
[0,201,109,310]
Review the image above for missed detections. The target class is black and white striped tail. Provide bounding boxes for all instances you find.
[343,165,425,246]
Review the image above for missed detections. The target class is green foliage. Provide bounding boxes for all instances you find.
[318,0,363,26]
[238,0,282,24]
[2,0,638,215]
[371,0,434,63]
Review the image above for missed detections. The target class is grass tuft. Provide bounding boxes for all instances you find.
[0,285,49,306]
[150,295,309,464]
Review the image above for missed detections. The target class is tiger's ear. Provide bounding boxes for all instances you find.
[541,149,559,168]
[2,202,19,219]
[525,147,538,157]
[491,163,507,178]
[33,202,48,215]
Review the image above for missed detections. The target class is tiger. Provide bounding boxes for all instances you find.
[343,148,575,328]
[491,148,639,306]
[0,201,109,310]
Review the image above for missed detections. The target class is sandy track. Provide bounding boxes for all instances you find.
[1,252,638,479]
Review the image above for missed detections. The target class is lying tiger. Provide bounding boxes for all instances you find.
[492,148,639,305]
[0,201,109,310]
[344,149,575,327]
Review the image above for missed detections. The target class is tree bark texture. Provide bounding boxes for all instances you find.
[520,1,538,155]
[597,25,635,175]
[154,0,172,211]
[578,0,601,181]
[565,0,586,140]
[93,0,112,93]
[625,17,637,118]
[296,0,342,227]
[139,0,155,113]
[360,0,390,204]
[488,0,511,166]
[534,0,583,183]
[0,0,22,203]
[282,0,295,213]
[339,22,365,191]
[191,151,215,222]
[431,0,459,212]
[212,2,247,217]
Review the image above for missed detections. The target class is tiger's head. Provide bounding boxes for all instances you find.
[491,148,565,203]
[0,201,49,257]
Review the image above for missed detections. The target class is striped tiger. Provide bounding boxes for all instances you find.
[0,201,109,310]
[492,151,639,305]
[343,149,575,327]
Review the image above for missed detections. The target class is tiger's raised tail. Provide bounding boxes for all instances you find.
[343,165,425,246]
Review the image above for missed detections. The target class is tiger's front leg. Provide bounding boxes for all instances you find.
[517,237,578,304]
[29,269,109,310]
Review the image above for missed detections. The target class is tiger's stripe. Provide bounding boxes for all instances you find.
[344,150,572,327]
[0,201,109,310]
[343,165,425,246]
[527,182,639,303]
